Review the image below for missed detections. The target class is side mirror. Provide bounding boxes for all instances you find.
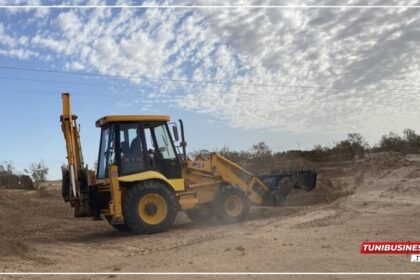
[172,125,179,141]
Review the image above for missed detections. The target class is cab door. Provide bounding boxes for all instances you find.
[117,123,149,176]
[149,123,182,179]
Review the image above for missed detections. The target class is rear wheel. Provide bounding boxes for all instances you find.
[185,203,213,222]
[212,186,249,224]
[123,181,178,234]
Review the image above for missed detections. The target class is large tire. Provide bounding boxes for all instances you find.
[123,180,178,234]
[212,185,250,224]
[105,216,131,232]
[185,203,213,222]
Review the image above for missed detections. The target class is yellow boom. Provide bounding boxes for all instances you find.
[60,93,84,205]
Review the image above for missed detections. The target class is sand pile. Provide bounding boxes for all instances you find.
[361,152,411,178]
[284,152,415,207]
[0,186,76,258]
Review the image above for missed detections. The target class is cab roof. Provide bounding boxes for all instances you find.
[96,115,170,127]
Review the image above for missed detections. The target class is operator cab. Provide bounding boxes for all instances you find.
[95,115,183,180]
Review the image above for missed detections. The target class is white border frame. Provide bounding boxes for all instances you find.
[0,2,419,277]
[1,5,420,8]
[2,272,420,275]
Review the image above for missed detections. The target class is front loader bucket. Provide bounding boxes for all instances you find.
[294,170,317,191]
[259,170,317,206]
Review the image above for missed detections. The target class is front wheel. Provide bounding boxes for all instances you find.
[212,186,250,224]
[123,181,178,234]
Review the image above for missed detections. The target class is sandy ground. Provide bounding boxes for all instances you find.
[1,152,420,279]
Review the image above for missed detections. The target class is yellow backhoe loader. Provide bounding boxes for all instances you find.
[60,93,317,233]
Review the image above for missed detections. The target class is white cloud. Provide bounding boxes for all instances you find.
[0,48,37,59]
[0,23,35,59]
[0,23,27,47]
[64,61,85,70]
[31,34,66,52]
[1,2,420,142]
[0,0,49,17]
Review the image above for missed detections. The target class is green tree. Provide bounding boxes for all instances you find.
[311,144,329,161]
[403,128,419,147]
[347,133,369,149]
[25,160,49,187]
[1,160,16,175]
[333,133,369,159]
[250,141,272,158]
[379,132,404,151]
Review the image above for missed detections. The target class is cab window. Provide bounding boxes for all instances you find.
[118,123,147,175]
[97,125,115,179]
[153,124,176,160]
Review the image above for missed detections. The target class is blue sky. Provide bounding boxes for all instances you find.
[0,1,420,179]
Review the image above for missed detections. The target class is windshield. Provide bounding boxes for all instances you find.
[97,125,115,179]
[153,124,176,160]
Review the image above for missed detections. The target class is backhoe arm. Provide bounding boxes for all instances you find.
[60,93,84,203]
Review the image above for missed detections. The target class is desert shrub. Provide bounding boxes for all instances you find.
[0,160,16,175]
[331,133,369,159]
[403,129,420,152]
[25,160,49,188]
[219,146,250,163]
[377,132,405,152]
[191,128,420,168]
[250,142,272,159]
[374,129,420,153]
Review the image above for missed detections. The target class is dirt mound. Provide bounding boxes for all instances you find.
[284,176,356,207]
[0,189,60,232]
[361,152,410,176]
[237,157,316,175]
[407,168,420,179]
[284,152,413,207]
[0,187,73,258]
